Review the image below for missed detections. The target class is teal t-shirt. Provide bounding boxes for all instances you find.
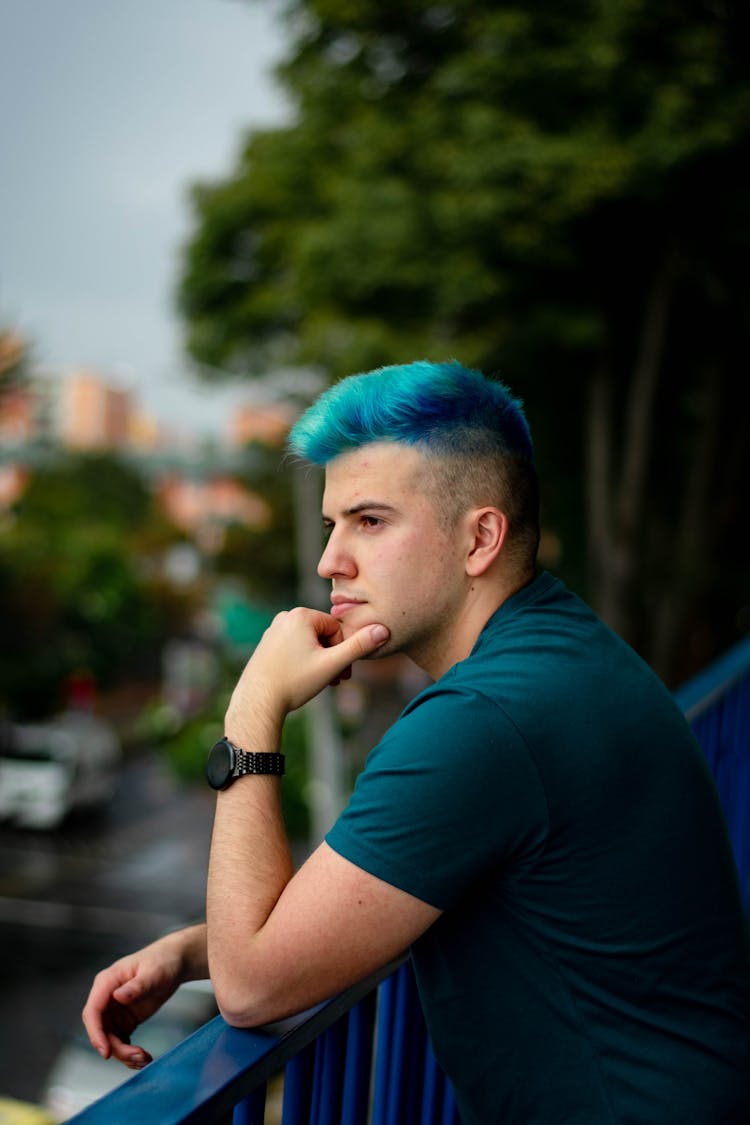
[326,573,750,1125]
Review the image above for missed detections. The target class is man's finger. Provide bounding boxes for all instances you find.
[112,980,143,1003]
[328,623,389,668]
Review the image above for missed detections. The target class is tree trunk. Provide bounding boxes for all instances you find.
[586,361,615,621]
[649,363,721,683]
[592,249,676,643]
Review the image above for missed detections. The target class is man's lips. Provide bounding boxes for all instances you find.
[330,596,366,618]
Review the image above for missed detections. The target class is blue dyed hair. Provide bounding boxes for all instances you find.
[289,360,540,569]
[288,360,534,465]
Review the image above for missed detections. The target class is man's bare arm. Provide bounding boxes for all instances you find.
[207,607,441,1027]
[83,606,439,1061]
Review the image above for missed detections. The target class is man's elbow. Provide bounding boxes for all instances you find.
[212,970,296,1029]
[217,999,264,1029]
[214,982,272,1028]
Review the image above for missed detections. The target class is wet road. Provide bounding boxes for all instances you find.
[0,752,215,1107]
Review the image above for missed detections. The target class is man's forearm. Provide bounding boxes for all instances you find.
[204,608,391,1025]
[168,922,210,980]
[206,705,295,1023]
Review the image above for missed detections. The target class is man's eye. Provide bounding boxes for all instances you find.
[361,515,382,529]
[322,522,334,539]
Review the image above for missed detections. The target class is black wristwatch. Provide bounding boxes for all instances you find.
[206,736,285,790]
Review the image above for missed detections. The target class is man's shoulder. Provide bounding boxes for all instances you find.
[479,571,602,646]
[381,672,529,768]
[468,569,642,680]
[408,570,670,739]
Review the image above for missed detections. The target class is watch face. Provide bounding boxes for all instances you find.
[206,738,234,790]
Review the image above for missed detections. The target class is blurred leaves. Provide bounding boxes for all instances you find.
[15,451,153,532]
[180,0,750,379]
[0,453,195,720]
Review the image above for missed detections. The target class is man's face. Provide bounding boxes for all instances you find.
[318,442,471,677]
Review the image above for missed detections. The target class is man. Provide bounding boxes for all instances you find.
[83,361,750,1124]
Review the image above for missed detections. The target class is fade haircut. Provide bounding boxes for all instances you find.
[288,360,540,573]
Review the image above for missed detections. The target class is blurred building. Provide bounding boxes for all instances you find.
[0,368,291,534]
[228,401,293,447]
[156,474,270,553]
[129,407,163,451]
[59,370,134,450]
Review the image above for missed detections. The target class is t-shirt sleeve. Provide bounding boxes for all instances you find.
[325,685,550,911]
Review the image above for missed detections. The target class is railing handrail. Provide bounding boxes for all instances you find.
[67,954,408,1124]
[672,633,750,721]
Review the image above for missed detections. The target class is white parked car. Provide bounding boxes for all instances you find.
[0,712,121,830]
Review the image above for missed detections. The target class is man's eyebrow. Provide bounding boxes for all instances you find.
[322,500,397,520]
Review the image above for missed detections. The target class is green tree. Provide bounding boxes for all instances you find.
[16,451,153,531]
[0,453,194,719]
[178,0,750,683]
[213,441,298,606]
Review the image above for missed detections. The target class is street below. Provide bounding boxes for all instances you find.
[0,751,215,1108]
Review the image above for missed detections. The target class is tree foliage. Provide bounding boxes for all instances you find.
[178,0,750,683]
[0,453,193,720]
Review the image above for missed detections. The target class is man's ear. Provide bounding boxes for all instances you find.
[465,508,509,577]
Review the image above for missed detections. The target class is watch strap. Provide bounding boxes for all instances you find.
[229,740,286,777]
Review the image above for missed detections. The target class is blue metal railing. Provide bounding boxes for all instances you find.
[673,634,750,913]
[67,635,750,1125]
[67,956,459,1125]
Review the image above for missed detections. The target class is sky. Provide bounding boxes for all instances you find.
[1,0,292,436]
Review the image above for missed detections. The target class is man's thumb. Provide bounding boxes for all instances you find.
[346,623,390,660]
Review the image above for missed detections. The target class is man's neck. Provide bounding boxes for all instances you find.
[415,569,536,681]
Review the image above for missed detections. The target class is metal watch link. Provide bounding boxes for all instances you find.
[206,736,285,790]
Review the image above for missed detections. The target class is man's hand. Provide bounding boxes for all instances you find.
[81,926,207,1068]
[225,609,389,742]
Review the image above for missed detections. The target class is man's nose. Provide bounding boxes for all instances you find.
[317,532,355,579]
